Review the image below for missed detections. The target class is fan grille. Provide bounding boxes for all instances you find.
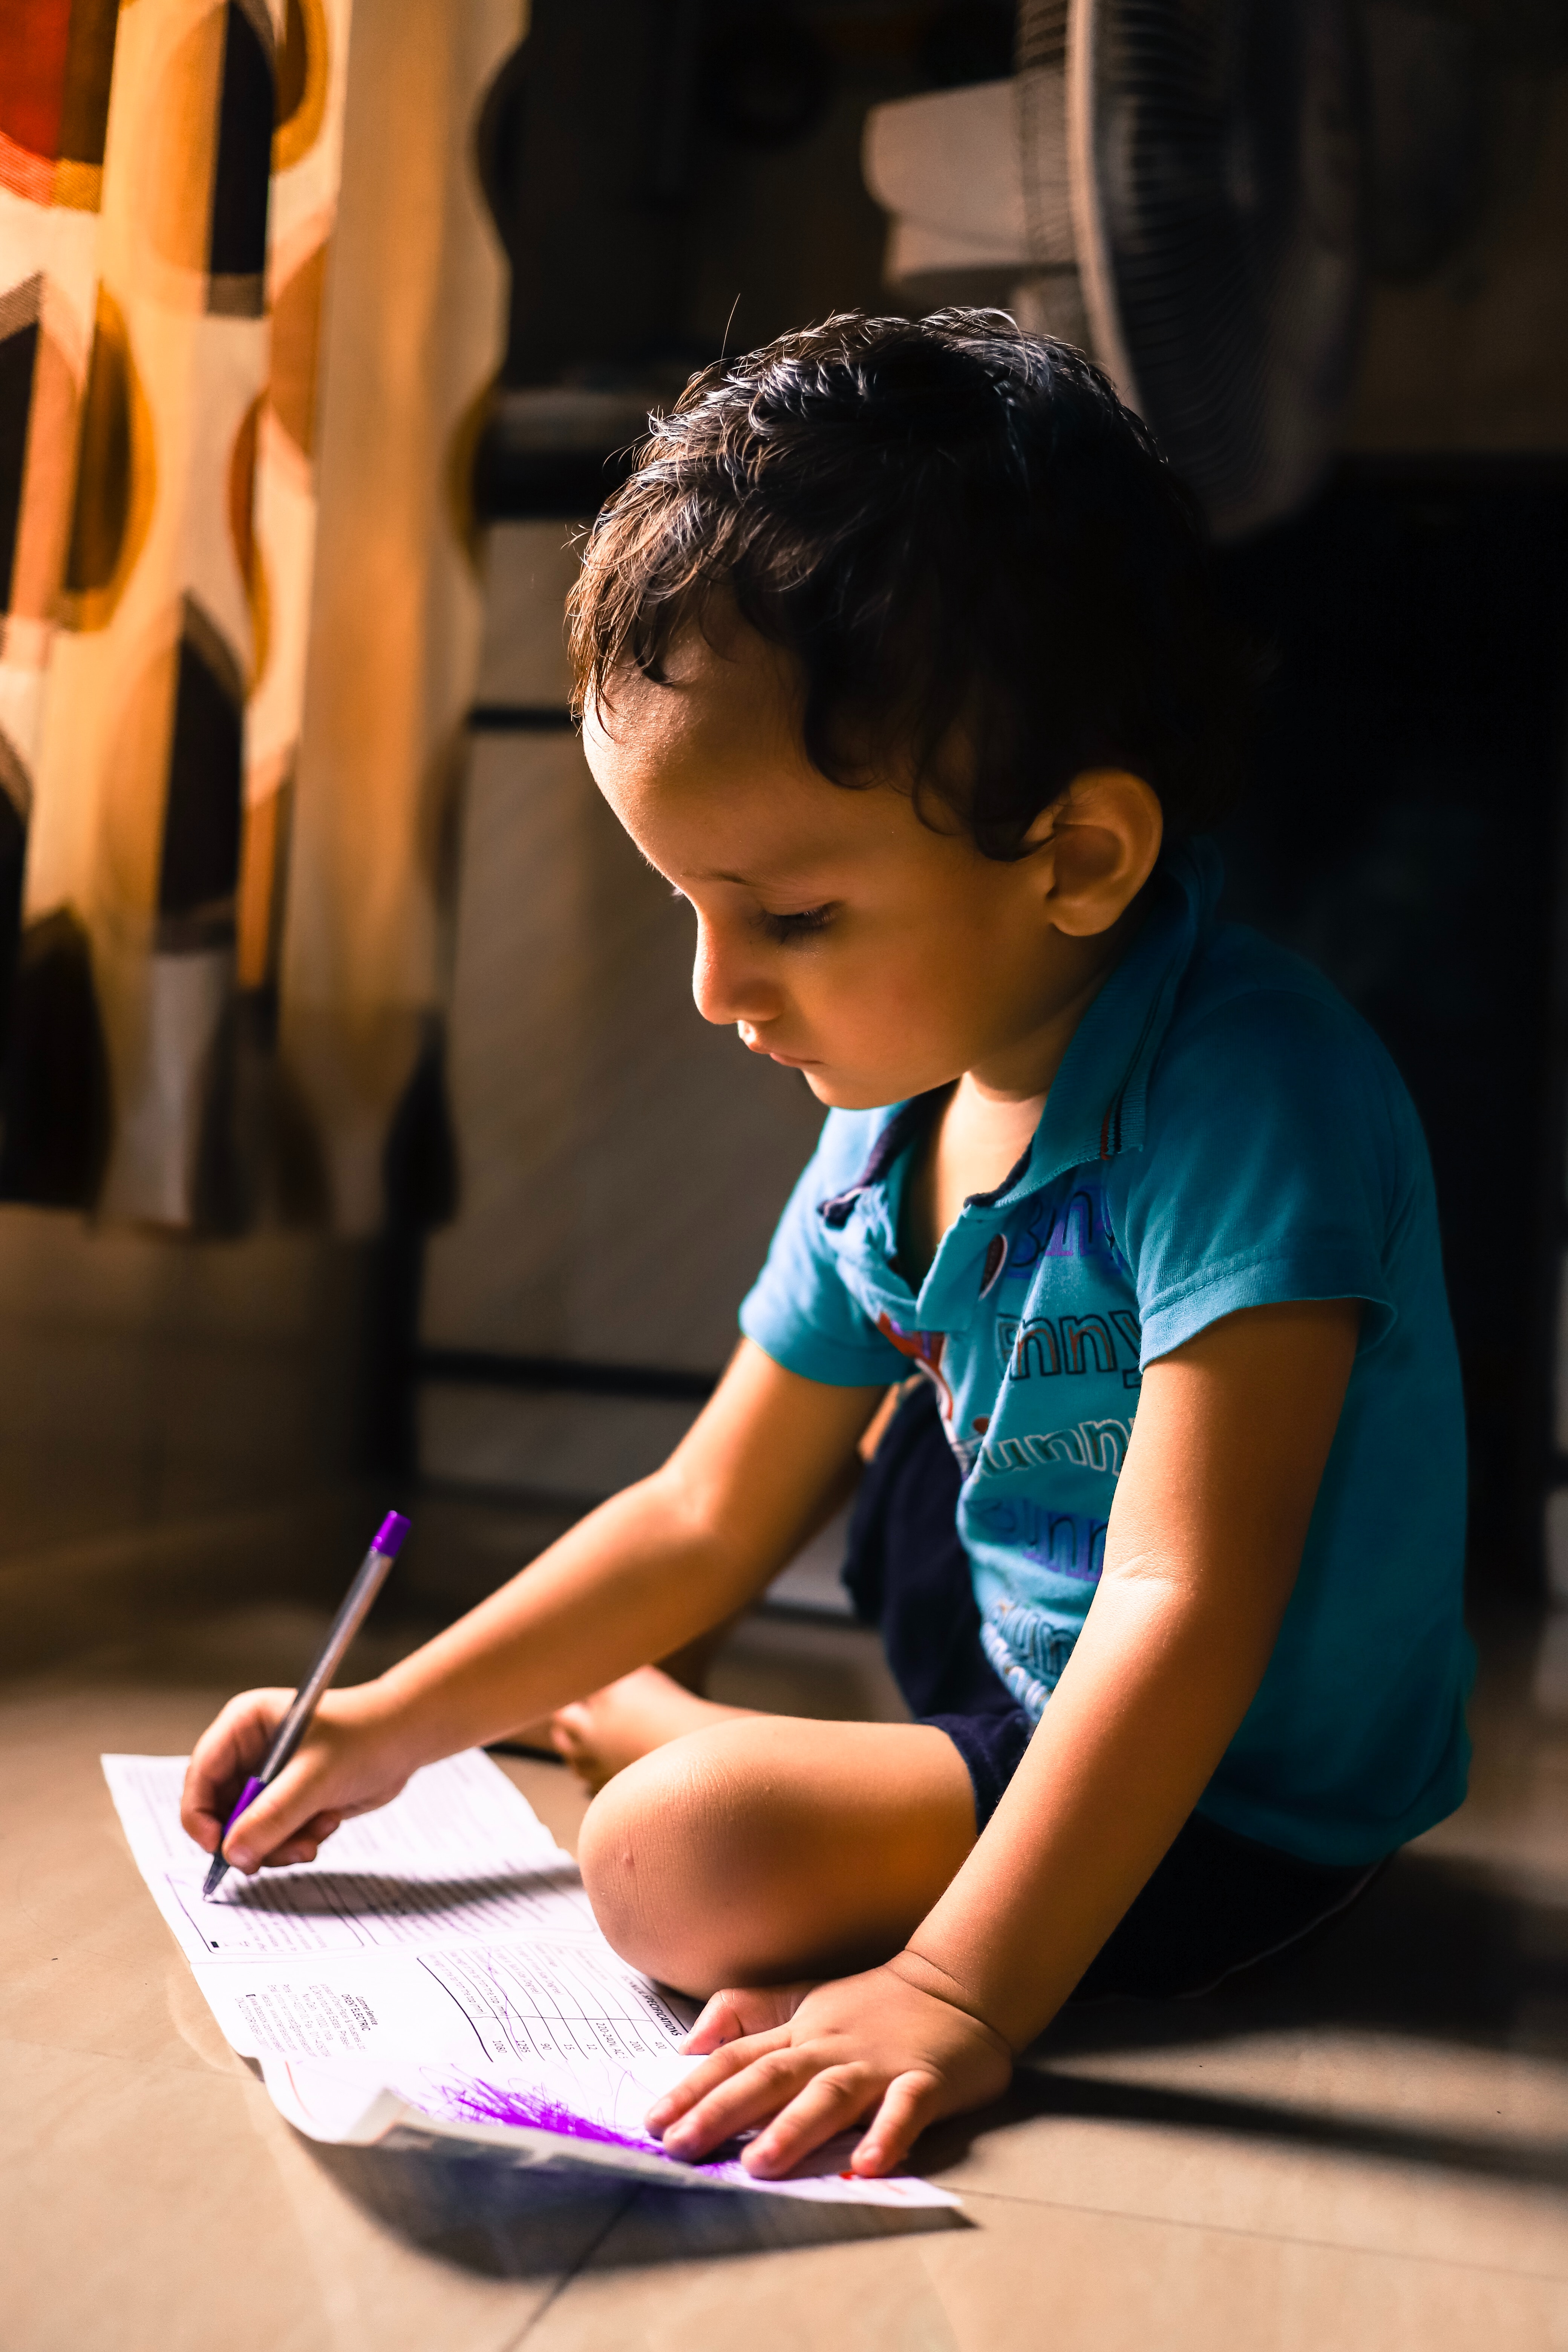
[1075,0,1363,539]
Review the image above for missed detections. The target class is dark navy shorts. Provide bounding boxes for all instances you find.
[842,1380,1381,2000]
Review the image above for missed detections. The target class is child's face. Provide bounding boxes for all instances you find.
[582,618,1158,1110]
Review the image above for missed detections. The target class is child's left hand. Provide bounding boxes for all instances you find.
[645,1957,1014,2178]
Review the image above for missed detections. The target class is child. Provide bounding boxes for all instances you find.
[183,312,1472,2183]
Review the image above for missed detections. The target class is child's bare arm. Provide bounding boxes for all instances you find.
[646,1296,1361,2176]
[180,1341,883,1870]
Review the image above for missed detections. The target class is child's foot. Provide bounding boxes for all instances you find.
[550,1666,751,1795]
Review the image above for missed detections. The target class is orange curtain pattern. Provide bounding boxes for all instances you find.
[0,0,349,1224]
[0,0,516,1231]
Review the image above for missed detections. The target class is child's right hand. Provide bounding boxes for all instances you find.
[180,1683,415,1873]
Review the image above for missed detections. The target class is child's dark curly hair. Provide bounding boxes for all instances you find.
[569,310,1254,856]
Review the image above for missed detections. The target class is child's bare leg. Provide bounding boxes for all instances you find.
[499,1618,746,1781]
[550,1667,754,1793]
[657,1616,743,1695]
[577,1714,976,1996]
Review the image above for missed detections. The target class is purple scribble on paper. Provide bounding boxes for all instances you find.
[418,2073,719,2167]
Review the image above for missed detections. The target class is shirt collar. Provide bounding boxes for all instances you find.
[817,837,1222,1230]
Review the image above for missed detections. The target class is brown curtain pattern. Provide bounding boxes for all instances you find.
[0,0,516,1231]
[0,0,123,1201]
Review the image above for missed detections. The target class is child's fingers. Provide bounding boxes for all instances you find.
[645,2024,793,2133]
[181,1690,293,1850]
[221,1755,341,1872]
[740,2066,880,2178]
[679,1983,809,2056]
[251,1835,322,1868]
[657,2043,827,2159]
[236,1810,345,1871]
[677,1991,750,2055]
[848,2069,942,2177]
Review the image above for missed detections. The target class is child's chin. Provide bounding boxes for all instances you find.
[804,1071,899,1111]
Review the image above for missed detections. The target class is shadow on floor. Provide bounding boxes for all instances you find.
[310,2140,966,2277]
[306,1846,1566,2280]
[1047,1845,1568,2064]
[922,2062,1568,2191]
[887,1845,1568,2193]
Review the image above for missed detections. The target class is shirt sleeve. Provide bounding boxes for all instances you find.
[1115,983,1411,1367]
[739,1113,913,1387]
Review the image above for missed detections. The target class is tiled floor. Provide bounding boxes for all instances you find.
[2,1560,1563,2352]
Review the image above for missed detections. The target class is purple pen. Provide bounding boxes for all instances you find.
[202,1510,411,1899]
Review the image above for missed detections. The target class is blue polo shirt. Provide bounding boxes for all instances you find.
[741,838,1472,1866]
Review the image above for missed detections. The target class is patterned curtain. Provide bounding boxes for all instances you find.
[0,0,517,1231]
[278,0,519,1234]
[0,0,122,1204]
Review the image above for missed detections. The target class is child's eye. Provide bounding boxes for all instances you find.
[756,904,835,945]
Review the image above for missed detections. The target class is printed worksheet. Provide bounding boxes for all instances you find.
[103,1752,958,2210]
[104,1751,597,1962]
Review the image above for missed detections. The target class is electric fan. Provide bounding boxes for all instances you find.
[863,0,1365,540]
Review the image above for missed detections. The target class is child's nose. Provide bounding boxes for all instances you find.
[691,921,779,1030]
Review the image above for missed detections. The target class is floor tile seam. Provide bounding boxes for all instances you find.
[505,2185,641,2347]
[952,2185,1568,2282]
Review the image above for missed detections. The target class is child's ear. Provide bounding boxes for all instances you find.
[1024,769,1164,937]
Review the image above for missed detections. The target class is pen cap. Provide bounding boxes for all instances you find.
[371,1511,412,1557]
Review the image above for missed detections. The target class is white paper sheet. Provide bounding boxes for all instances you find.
[103,1752,958,2210]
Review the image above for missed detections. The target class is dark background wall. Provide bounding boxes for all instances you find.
[453,0,1568,1599]
[7,4,1555,1610]
[1214,469,1568,1592]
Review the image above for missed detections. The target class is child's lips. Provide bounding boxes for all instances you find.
[740,1028,817,1068]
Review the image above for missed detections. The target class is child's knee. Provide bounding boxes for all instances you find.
[577,1739,741,1993]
